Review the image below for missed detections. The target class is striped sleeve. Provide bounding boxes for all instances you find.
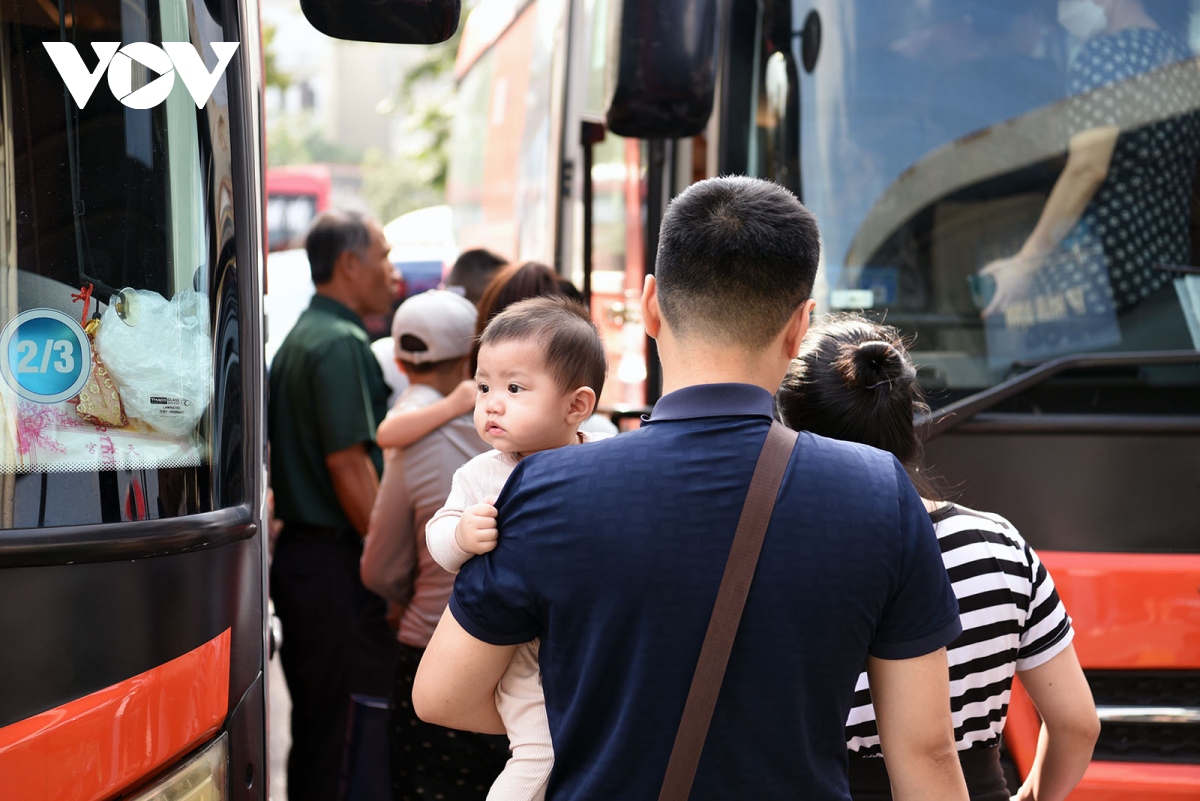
[1014,544,1073,671]
[846,504,1074,755]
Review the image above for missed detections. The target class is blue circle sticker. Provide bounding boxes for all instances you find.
[0,309,92,403]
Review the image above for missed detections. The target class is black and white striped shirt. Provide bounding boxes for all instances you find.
[846,503,1073,755]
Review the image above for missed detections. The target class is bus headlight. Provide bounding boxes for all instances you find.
[127,734,228,801]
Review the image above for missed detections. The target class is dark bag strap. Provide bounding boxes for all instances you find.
[658,421,799,801]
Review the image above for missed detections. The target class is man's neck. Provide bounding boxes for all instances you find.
[657,337,789,397]
[315,283,362,317]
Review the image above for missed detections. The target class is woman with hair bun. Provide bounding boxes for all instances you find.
[777,313,1099,801]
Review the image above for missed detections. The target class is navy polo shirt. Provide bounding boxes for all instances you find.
[451,383,961,800]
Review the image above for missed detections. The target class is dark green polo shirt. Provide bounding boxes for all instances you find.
[268,294,389,530]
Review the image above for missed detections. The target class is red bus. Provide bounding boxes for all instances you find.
[0,2,457,799]
[266,164,333,253]
[450,1,1200,797]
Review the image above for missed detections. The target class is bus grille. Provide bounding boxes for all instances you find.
[1086,671,1200,764]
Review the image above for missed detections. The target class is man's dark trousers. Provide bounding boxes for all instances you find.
[271,525,399,801]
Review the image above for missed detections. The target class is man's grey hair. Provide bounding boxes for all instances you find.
[305,210,374,284]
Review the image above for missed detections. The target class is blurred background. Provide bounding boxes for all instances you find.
[261,4,471,797]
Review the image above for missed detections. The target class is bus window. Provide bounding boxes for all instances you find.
[781,0,1200,399]
[0,0,224,526]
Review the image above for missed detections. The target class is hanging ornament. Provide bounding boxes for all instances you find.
[75,317,128,428]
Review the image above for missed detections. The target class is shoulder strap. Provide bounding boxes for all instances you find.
[658,421,799,801]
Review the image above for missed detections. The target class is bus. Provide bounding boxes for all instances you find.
[266,164,333,252]
[0,1,456,799]
[448,1,1200,796]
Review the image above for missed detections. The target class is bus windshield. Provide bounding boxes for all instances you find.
[780,0,1200,396]
[0,0,237,527]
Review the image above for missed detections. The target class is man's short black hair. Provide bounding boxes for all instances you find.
[305,210,373,285]
[479,295,607,399]
[655,176,820,348]
[447,248,507,304]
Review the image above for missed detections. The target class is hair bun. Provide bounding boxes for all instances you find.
[835,339,907,390]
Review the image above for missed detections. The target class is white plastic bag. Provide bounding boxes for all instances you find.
[94,288,213,437]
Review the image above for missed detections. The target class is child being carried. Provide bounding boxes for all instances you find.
[426,294,611,801]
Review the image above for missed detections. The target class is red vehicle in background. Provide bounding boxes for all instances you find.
[266,164,332,252]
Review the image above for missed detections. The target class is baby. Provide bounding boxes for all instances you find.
[426,294,610,801]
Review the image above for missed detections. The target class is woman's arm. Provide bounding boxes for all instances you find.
[376,379,476,449]
[1011,643,1100,801]
[981,126,1119,316]
[1018,126,1119,259]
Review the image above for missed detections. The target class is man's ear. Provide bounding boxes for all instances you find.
[565,386,597,424]
[333,249,358,282]
[642,275,661,340]
[783,299,817,359]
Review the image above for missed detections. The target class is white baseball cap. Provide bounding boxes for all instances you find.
[391,289,478,364]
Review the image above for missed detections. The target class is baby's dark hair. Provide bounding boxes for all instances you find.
[479,295,607,399]
[777,313,941,499]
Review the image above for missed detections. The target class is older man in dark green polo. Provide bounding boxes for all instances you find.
[268,209,400,801]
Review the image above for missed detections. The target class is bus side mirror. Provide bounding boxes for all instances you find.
[299,0,461,45]
[604,0,719,139]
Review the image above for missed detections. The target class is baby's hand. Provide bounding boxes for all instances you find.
[455,497,499,555]
[449,379,478,416]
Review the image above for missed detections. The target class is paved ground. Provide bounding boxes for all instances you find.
[268,651,290,801]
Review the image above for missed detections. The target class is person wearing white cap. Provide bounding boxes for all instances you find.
[360,289,510,801]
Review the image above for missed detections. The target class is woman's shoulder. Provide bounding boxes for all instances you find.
[931,502,1012,532]
[931,503,1031,549]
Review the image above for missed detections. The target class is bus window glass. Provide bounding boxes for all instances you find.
[448,50,494,249]
[583,0,612,115]
[450,2,541,259]
[788,0,1200,395]
[0,0,230,525]
[513,0,566,261]
[577,0,645,407]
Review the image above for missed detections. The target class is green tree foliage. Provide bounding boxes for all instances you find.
[267,123,365,168]
[360,24,463,220]
[263,24,289,92]
[394,9,465,193]
[359,148,443,223]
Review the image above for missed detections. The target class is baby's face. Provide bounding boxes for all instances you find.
[474,338,580,456]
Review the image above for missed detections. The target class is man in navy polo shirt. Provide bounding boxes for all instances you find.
[414,177,968,800]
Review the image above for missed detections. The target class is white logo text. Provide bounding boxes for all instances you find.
[42,41,239,109]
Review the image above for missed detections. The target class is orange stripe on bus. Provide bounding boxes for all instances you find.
[1003,552,1200,798]
[0,629,231,801]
